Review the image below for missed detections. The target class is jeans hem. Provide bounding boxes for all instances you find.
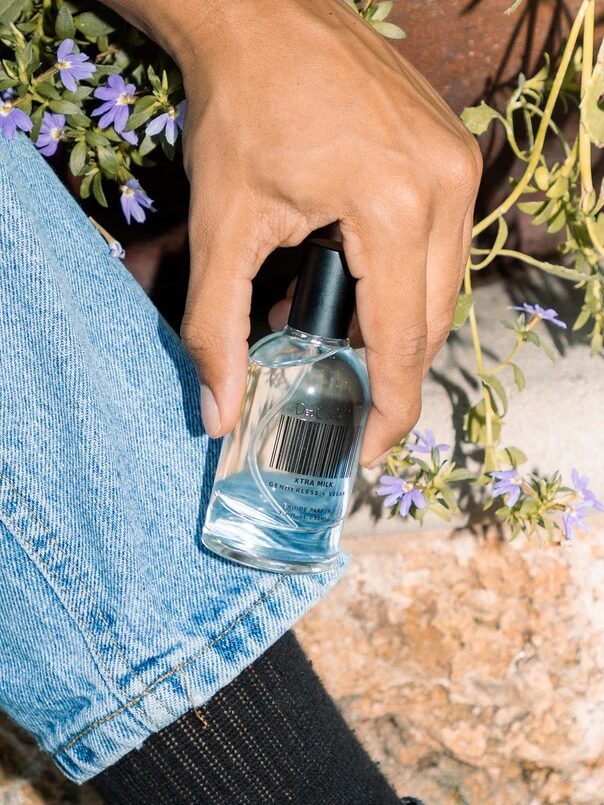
[51,558,346,783]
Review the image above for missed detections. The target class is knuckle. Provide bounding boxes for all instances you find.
[180,317,224,361]
[394,321,428,367]
[442,136,483,198]
[426,310,455,353]
[393,181,430,223]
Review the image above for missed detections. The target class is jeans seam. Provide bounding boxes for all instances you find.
[52,574,287,757]
[0,470,168,733]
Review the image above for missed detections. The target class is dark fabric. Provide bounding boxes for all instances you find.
[91,631,403,804]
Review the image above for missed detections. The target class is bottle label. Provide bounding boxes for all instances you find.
[269,412,360,479]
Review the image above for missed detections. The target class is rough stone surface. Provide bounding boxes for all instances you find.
[296,518,604,804]
[389,0,587,114]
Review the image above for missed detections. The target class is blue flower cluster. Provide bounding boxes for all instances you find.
[1,39,186,225]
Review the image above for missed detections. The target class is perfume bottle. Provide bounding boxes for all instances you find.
[202,238,371,573]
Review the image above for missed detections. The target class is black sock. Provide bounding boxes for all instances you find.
[90,631,405,805]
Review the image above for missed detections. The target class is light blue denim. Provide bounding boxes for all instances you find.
[0,134,345,783]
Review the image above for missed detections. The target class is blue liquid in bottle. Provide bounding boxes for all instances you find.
[202,325,371,573]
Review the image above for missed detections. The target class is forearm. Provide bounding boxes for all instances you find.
[95,0,222,65]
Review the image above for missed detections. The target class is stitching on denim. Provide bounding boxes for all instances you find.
[4,146,184,724]
[0,470,180,730]
[53,575,287,756]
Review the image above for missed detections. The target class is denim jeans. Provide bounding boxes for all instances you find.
[0,135,345,783]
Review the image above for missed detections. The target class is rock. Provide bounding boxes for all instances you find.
[296,518,604,804]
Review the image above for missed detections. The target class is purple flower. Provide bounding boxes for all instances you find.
[109,240,126,259]
[377,475,426,517]
[491,469,523,507]
[0,102,33,140]
[120,179,155,224]
[571,469,604,511]
[56,39,96,92]
[35,112,66,156]
[512,303,567,329]
[1,88,16,101]
[145,100,186,146]
[92,75,137,140]
[409,429,450,455]
[562,502,592,541]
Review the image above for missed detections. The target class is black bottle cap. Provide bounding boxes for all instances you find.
[287,238,356,340]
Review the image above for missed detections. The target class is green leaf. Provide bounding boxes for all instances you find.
[517,200,547,216]
[371,20,405,39]
[545,174,569,200]
[452,292,473,330]
[49,98,81,116]
[461,101,499,135]
[29,104,45,142]
[0,0,27,24]
[80,171,94,200]
[69,139,88,176]
[35,80,61,100]
[498,446,527,467]
[525,331,541,346]
[534,165,550,191]
[540,340,555,361]
[582,37,604,147]
[97,144,120,177]
[464,400,502,445]
[429,501,452,522]
[55,4,75,39]
[370,1,393,21]
[439,484,459,512]
[480,372,508,415]
[138,134,157,157]
[531,197,560,227]
[573,307,591,332]
[448,469,476,483]
[147,65,162,93]
[92,172,108,207]
[590,330,603,356]
[125,95,158,132]
[74,11,115,39]
[85,129,110,148]
[512,363,525,391]
[547,207,566,234]
[408,456,431,473]
[505,0,524,13]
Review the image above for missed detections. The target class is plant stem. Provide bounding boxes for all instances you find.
[579,0,595,205]
[491,317,540,375]
[463,260,498,470]
[472,0,589,239]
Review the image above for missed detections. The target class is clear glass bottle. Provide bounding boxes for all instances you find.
[202,239,371,573]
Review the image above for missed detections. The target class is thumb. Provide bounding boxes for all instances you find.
[181,196,272,437]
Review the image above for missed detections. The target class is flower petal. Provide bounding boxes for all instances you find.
[399,493,412,517]
[507,485,521,507]
[146,113,168,137]
[59,69,77,92]
[57,39,74,61]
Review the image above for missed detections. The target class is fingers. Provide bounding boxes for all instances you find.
[422,164,480,374]
[421,207,469,375]
[340,212,429,468]
[181,192,274,437]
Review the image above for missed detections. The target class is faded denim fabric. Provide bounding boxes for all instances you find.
[0,135,345,783]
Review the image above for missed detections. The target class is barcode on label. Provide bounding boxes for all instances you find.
[269,414,360,478]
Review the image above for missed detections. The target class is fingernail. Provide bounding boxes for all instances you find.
[362,449,391,470]
[200,384,222,437]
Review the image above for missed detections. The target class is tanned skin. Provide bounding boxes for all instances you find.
[98,0,482,467]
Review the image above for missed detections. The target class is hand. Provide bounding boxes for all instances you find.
[104,0,483,466]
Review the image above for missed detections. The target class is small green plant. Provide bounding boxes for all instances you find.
[0,0,602,541]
